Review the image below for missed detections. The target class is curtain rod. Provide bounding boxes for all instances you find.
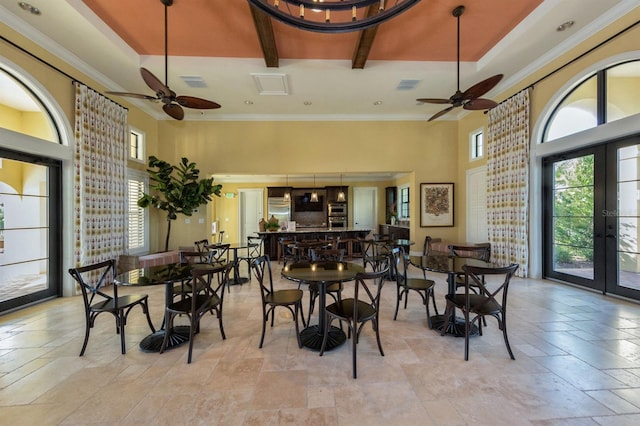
[490,18,640,109]
[0,34,128,111]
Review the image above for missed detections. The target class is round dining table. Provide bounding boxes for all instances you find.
[115,262,226,352]
[282,261,365,351]
[409,254,497,337]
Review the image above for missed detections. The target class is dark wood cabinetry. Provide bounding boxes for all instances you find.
[385,186,397,224]
[379,224,409,240]
[326,186,348,203]
[267,186,292,197]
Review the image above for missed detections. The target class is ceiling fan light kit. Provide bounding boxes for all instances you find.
[417,5,503,121]
[247,0,422,33]
[106,0,221,120]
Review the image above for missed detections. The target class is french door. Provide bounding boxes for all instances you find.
[0,149,61,313]
[543,136,640,300]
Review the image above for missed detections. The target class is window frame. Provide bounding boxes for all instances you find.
[398,184,410,219]
[129,127,146,164]
[469,128,484,161]
[126,168,149,255]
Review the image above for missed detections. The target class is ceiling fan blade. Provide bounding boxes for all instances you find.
[105,91,158,101]
[163,103,184,120]
[416,98,451,105]
[464,98,499,110]
[140,67,171,97]
[176,96,221,109]
[462,74,504,100]
[428,106,456,122]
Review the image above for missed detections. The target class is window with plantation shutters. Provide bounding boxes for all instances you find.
[127,169,148,254]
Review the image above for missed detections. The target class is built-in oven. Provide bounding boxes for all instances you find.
[328,216,347,229]
[328,203,347,217]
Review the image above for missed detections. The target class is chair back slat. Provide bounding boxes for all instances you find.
[68,259,117,308]
[449,243,491,261]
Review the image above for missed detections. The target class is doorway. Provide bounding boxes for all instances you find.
[353,187,377,233]
[543,136,640,300]
[239,189,264,242]
[0,150,61,313]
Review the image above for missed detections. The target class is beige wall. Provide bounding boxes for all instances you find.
[151,120,460,251]
[2,11,640,259]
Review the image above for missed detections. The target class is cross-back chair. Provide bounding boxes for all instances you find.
[68,259,155,356]
[319,267,389,379]
[441,263,519,360]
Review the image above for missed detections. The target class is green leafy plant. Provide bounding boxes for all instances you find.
[138,156,222,252]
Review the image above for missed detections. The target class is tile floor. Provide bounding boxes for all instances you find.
[1,261,640,425]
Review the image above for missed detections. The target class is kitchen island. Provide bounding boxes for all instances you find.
[257,228,372,261]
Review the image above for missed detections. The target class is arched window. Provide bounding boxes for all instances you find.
[542,60,640,142]
[0,67,59,143]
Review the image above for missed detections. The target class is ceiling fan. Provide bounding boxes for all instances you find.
[106,0,220,120]
[417,5,503,121]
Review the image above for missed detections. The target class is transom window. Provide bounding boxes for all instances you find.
[129,128,146,162]
[470,128,484,160]
[543,60,640,142]
[398,185,410,219]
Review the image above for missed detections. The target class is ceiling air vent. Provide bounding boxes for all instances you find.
[251,73,290,95]
[396,79,421,91]
[180,76,207,88]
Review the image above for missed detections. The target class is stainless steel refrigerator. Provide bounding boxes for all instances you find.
[267,197,291,227]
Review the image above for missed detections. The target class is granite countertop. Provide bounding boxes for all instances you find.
[258,227,371,234]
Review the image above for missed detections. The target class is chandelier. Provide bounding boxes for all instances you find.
[247,0,422,33]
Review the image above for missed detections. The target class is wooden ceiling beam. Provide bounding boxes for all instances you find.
[352,5,379,69]
[249,3,279,68]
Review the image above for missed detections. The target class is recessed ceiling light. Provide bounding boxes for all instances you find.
[18,2,41,15]
[244,100,254,105]
[556,20,574,32]
[373,101,383,106]
[304,101,312,106]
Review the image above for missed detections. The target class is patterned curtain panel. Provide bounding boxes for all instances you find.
[73,83,128,268]
[486,89,530,277]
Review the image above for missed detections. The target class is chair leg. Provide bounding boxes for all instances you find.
[374,317,385,357]
[218,308,226,340]
[117,313,127,354]
[79,316,91,356]
[259,306,268,349]
[294,302,302,349]
[393,287,402,320]
[464,311,471,361]
[424,290,433,329]
[319,312,331,356]
[142,300,156,333]
[501,317,515,360]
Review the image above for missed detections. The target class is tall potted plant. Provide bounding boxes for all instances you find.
[138,156,222,252]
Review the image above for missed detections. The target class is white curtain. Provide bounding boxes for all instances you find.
[486,89,530,277]
[73,83,128,267]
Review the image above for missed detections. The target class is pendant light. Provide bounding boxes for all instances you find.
[310,175,319,202]
[337,174,346,202]
[284,175,290,200]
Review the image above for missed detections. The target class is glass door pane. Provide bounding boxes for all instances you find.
[606,141,640,298]
[543,147,605,292]
[0,153,59,312]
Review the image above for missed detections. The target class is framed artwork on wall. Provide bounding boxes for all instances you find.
[420,183,454,227]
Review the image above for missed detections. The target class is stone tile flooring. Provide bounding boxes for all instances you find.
[1,262,640,425]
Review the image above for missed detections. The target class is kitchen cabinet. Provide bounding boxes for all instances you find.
[267,186,292,197]
[385,186,397,224]
[379,224,409,240]
[326,186,348,203]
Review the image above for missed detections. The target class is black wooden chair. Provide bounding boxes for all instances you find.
[391,247,436,328]
[449,243,491,292]
[251,255,304,349]
[441,263,519,361]
[159,262,232,363]
[68,259,155,356]
[359,238,390,273]
[319,267,389,379]
[305,248,346,325]
[237,235,265,281]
